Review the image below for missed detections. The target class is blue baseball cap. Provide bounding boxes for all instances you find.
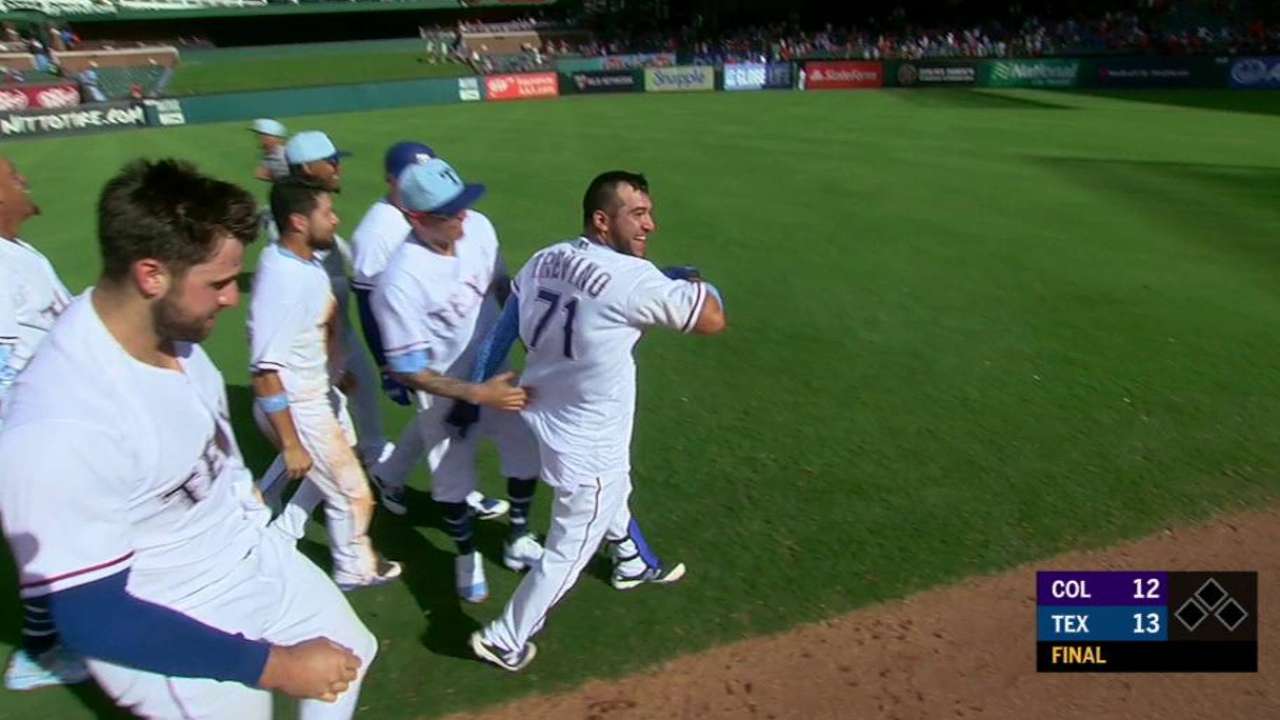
[285,130,350,165]
[384,141,436,179]
[250,118,286,137]
[397,158,486,216]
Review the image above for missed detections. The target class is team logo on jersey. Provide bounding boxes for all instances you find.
[162,426,229,506]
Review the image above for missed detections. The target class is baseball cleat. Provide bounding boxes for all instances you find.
[337,559,403,593]
[455,552,488,603]
[4,645,90,691]
[466,491,509,521]
[470,632,536,672]
[371,474,408,516]
[502,533,544,572]
[611,561,687,591]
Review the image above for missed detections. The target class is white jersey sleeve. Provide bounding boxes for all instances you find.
[249,286,314,374]
[350,201,410,290]
[621,264,707,334]
[0,421,134,597]
[371,280,432,362]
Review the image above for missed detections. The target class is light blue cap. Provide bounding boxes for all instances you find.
[397,158,486,216]
[284,130,350,165]
[250,118,286,137]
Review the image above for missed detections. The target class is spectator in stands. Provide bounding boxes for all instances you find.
[78,63,107,104]
[251,118,290,183]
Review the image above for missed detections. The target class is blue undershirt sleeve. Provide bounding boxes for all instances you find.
[469,296,520,384]
[47,569,271,686]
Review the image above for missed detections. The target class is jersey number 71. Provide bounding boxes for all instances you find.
[530,289,578,359]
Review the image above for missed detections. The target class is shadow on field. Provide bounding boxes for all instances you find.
[888,88,1074,110]
[1062,89,1280,117]
[1034,156,1280,259]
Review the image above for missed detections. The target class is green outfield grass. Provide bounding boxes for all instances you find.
[168,53,468,96]
[2,88,1279,718]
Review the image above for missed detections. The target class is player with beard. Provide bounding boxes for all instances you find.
[0,159,375,717]
[250,178,401,590]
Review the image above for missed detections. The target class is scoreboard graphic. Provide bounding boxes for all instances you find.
[1036,571,1257,672]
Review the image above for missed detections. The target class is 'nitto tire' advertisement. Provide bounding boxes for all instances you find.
[1,102,147,138]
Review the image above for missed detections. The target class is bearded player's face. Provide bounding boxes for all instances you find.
[605,184,656,258]
[153,235,244,343]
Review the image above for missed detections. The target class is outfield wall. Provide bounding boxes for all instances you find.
[8,54,1274,138]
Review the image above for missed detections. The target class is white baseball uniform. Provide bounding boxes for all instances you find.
[0,293,375,718]
[349,198,428,473]
[248,244,381,586]
[262,196,384,465]
[370,211,538,501]
[0,237,71,402]
[318,236,386,466]
[482,237,706,655]
[350,198,410,293]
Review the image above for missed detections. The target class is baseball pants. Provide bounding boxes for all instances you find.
[379,393,538,502]
[87,528,376,719]
[482,471,633,654]
[254,385,379,586]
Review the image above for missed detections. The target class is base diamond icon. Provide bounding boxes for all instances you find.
[1195,578,1228,612]
[1216,598,1248,632]
[1176,597,1209,631]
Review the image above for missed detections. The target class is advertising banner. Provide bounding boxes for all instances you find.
[981,59,1081,88]
[892,61,977,87]
[764,62,794,89]
[0,101,146,138]
[0,82,80,112]
[803,61,883,90]
[724,62,768,91]
[568,70,640,94]
[1229,57,1280,89]
[484,72,559,101]
[458,77,482,101]
[1093,56,1226,88]
[142,98,185,127]
[644,65,715,93]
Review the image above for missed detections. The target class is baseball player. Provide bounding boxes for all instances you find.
[280,131,391,470]
[250,177,401,591]
[371,158,543,603]
[0,159,374,717]
[470,171,725,671]
[350,140,506,520]
[251,118,290,183]
[0,156,88,692]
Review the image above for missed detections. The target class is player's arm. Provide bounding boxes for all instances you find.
[629,265,727,336]
[251,370,312,481]
[248,280,315,480]
[372,280,526,409]
[387,351,525,410]
[445,292,522,434]
[254,165,273,182]
[0,423,356,700]
[690,288,725,335]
